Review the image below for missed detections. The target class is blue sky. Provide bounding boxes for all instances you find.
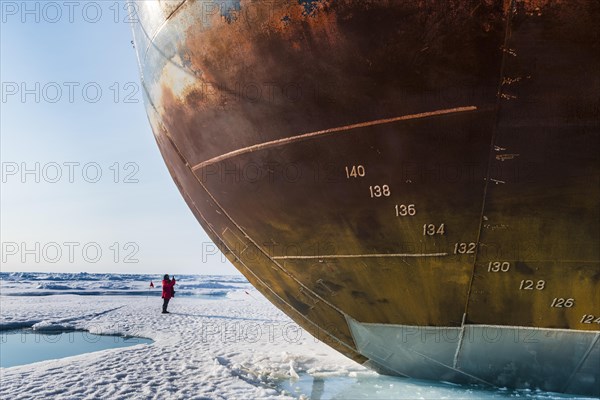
[0,1,238,275]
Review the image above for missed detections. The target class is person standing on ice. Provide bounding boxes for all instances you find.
[161,274,176,314]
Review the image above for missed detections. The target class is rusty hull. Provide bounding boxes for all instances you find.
[132,0,599,395]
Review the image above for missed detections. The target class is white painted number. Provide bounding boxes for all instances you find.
[345,165,366,178]
[423,223,445,236]
[453,242,476,254]
[395,204,416,217]
[580,314,600,324]
[550,298,574,308]
[487,261,511,272]
[519,280,546,290]
[369,185,391,198]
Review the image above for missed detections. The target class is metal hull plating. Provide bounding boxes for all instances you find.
[132,0,600,395]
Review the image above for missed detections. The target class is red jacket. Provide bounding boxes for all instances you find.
[162,278,176,300]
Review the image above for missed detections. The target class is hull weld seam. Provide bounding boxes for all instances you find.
[191,106,478,171]
[273,253,448,260]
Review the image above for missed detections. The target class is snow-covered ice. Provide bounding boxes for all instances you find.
[0,273,365,399]
[0,273,590,399]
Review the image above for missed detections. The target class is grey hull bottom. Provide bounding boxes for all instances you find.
[348,318,600,396]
